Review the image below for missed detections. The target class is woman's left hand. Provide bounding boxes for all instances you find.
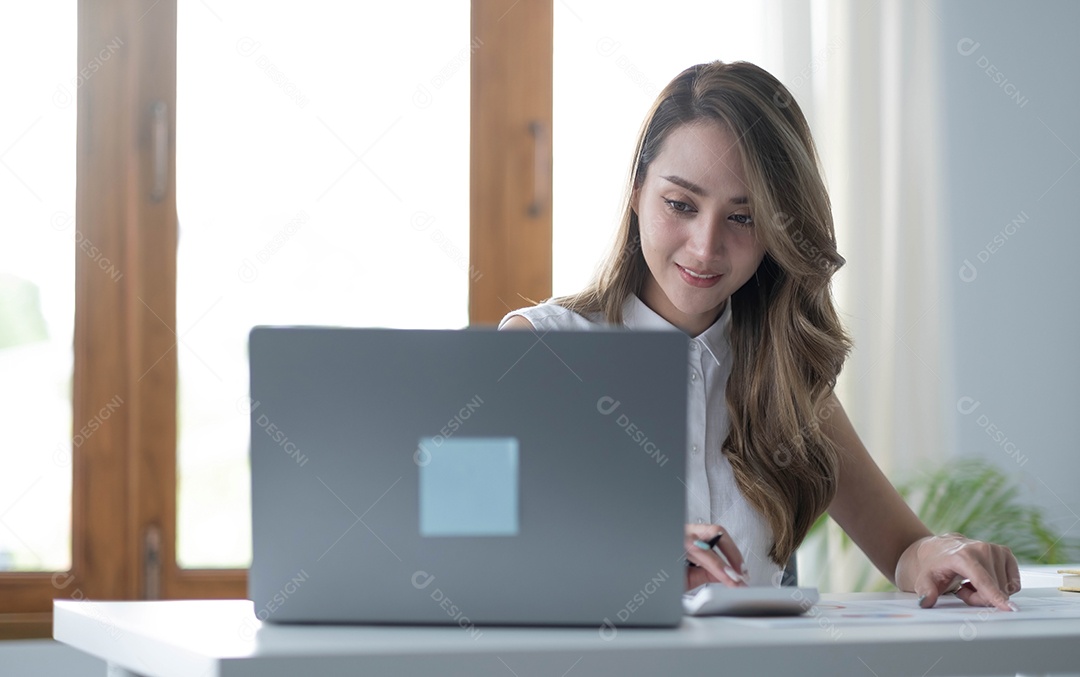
[897,533,1021,611]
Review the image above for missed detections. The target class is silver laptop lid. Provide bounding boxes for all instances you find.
[249,327,688,628]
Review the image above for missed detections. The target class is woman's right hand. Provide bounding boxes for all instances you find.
[685,523,748,590]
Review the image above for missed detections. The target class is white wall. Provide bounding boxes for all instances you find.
[941,0,1080,542]
[0,640,103,676]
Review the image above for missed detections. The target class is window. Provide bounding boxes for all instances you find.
[175,0,472,569]
[0,2,77,574]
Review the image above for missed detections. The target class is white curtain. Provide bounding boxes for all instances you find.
[768,0,952,591]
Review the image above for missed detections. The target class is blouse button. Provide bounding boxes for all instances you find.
[691,444,699,454]
[696,518,706,524]
[690,371,698,382]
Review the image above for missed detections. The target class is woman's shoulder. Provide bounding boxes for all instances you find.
[498,301,604,331]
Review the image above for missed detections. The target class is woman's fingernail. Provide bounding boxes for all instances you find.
[916,594,928,608]
[724,566,745,584]
[693,539,712,551]
[1008,601,1020,612]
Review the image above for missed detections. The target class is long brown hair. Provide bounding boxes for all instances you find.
[553,61,851,565]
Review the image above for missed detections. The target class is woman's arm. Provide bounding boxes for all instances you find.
[821,393,1020,611]
[819,393,930,583]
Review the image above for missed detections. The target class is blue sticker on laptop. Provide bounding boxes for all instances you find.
[418,437,519,537]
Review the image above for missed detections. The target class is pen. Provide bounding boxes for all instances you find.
[687,532,723,566]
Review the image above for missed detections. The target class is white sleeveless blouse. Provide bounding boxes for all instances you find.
[500,294,783,587]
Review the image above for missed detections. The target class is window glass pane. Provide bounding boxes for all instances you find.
[0,3,76,571]
[552,1,769,295]
[177,2,470,568]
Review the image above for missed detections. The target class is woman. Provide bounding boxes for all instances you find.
[500,61,1019,610]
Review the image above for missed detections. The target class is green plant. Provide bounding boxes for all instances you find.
[802,459,1080,592]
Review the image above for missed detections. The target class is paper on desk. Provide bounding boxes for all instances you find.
[727,595,1080,628]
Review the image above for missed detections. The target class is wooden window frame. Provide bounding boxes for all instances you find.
[471,0,553,323]
[0,0,551,639]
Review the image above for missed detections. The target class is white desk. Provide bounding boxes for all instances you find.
[55,589,1080,677]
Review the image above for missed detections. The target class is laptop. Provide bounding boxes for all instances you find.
[248,326,688,628]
